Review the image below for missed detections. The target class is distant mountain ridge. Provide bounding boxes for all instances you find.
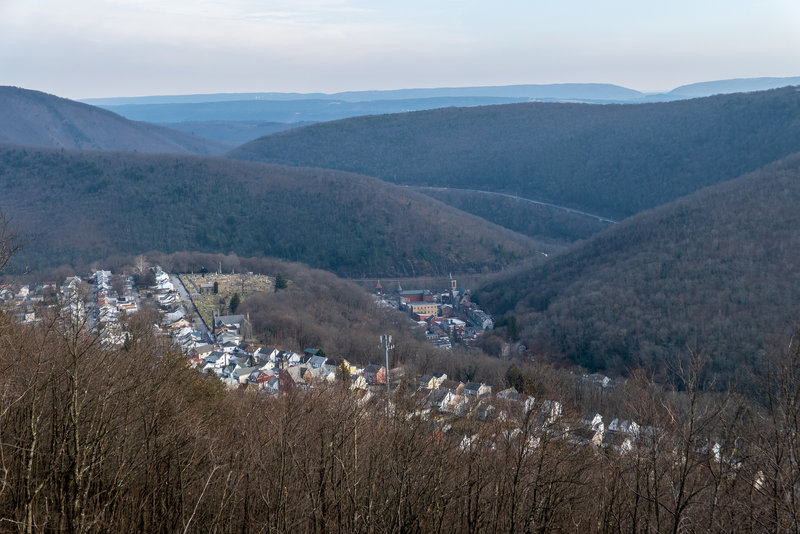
[82,83,644,106]
[669,76,800,97]
[81,78,800,108]
[80,84,647,129]
[0,86,229,155]
[80,78,799,144]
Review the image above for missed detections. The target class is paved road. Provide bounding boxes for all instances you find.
[409,186,618,224]
[171,274,190,300]
[171,275,211,342]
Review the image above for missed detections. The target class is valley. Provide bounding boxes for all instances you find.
[3,82,800,389]
[4,0,800,525]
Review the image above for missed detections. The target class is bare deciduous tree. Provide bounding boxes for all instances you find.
[0,211,20,273]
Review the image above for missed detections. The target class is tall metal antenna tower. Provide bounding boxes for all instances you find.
[379,334,394,399]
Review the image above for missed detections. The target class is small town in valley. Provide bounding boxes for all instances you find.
[372,276,494,350]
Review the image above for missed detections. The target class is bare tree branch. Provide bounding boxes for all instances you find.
[0,211,20,273]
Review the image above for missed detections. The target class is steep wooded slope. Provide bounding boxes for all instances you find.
[475,153,800,386]
[0,86,228,155]
[230,88,800,219]
[0,146,539,276]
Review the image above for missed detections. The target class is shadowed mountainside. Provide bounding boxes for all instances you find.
[0,145,541,277]
[230,87,800,220]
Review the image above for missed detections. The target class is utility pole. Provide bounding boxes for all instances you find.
[379,334,394,405]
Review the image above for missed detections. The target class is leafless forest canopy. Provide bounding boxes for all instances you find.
[2,303,800,532]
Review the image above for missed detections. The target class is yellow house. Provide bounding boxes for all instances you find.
[409,302,438,316]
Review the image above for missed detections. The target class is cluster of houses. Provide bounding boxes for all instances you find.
[186,315,407,397]
[2,267,186,349]
[152,269,179,306]
[192,342,341,394]
[90,270,139,345]
[412,373,495,416]
[0,272,136,337]
[375,277,494,349]
[405,371,667,457]
[186,321,722,459]
[0,281,47,324]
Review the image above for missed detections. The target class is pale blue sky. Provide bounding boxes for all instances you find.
[1,0,798,99]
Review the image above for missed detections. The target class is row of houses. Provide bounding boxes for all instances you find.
[190,343,390,395]
[90,270,141,345]
[2,270,139,345]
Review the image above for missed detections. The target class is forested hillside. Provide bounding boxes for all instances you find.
[230,87,800,219]
[0,86,228,155]
[475,153,800,387]
[0,146,539,277]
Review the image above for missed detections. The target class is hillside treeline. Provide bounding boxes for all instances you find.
[1,308,800,532]
[476,153,800,388]
[0,146,537,277]
[230,87,800,220]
